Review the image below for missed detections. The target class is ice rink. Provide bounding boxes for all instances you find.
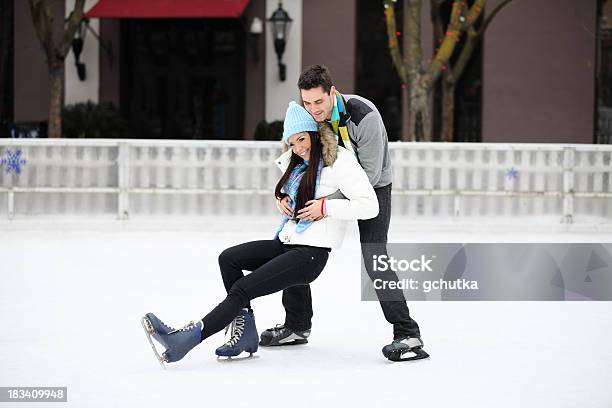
[1,217,611,408]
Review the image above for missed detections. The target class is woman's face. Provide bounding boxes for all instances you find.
[288,132,312,161]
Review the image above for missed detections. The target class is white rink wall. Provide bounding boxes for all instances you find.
[0,139,611,226]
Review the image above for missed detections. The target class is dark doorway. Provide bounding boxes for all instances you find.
[121,19,246,139]
[0,0,14,138]
[356,0,403,141]
[596,0,612,144]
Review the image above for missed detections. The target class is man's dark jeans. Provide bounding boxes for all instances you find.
[281,183,421,339]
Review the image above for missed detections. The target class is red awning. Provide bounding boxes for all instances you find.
[85,0,250,19]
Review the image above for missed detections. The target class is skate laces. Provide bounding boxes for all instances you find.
[147,314,176,333]
[158,318,176,333]
[224,315,245,347]
[269,324,287,338]
[169,321,196,334]
[266,324,284,335]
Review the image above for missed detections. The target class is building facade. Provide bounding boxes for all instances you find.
[5,0,612,143]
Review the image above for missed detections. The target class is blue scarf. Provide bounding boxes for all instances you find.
[330,92,355,155]
[330,93,344,134]
[274,159,323,239]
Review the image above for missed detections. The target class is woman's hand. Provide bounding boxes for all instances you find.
[277,196,293,217]
[297,199,325,221]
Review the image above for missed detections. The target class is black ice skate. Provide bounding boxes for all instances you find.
[382,337,430,362]
[259,324,310,346]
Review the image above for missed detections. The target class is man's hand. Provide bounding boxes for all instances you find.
[297,199,324,221]
[277,196,292,217]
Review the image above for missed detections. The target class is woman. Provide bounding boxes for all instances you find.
[141,102,378,367]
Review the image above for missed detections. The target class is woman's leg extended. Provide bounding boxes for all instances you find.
[218,240,284,293]
[201,245,329,341]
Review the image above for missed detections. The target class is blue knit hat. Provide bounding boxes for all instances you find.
[282,101,318,145]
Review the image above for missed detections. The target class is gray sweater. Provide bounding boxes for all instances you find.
[333,93,393,189]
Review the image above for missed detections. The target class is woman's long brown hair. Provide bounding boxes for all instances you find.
[274,131,323,220]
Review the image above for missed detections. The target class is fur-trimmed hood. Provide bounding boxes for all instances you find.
[280,122,338,167]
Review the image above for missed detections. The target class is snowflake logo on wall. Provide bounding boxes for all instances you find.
[505,167,518,180]
[1,149,27,175]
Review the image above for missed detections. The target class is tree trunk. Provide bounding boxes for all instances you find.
[409,76,431,142]
[48,66,63,138]
[403,0,425,141]
[401,86,410,141]
[441,78,455,142]
[28,0,85,138]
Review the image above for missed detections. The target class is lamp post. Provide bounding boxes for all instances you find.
[71,18,87,81]
[267,2,292,81]
[70,18,114,81]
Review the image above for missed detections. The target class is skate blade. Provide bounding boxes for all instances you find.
[387,348,430,362]
[259,338,308,347]
[216,351,258,362]
[141,316,167,370]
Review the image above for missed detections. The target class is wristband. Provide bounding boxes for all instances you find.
[321,197,326,216]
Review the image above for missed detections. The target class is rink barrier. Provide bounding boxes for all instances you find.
[0,139,611,223]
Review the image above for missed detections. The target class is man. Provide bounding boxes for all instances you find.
[259,65,428,361]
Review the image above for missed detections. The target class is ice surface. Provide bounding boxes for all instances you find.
[1,217,611,408]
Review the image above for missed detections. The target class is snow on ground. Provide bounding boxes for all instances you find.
[1,217,611,408]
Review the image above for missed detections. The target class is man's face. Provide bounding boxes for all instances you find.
[301,85,336,122]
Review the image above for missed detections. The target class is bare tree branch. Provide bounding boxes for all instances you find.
[450,25,478,84]
[384,0,407,83]
[404,0,423,79]
[452,0,514,81]
[478,0,513,36]
[28,0,56,64]
[448,0,513,84]
[421,0,463,90]
[430,0,444,45]
[465,0,485,27]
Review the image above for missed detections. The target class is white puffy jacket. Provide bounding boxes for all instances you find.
[274,147,379,249]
